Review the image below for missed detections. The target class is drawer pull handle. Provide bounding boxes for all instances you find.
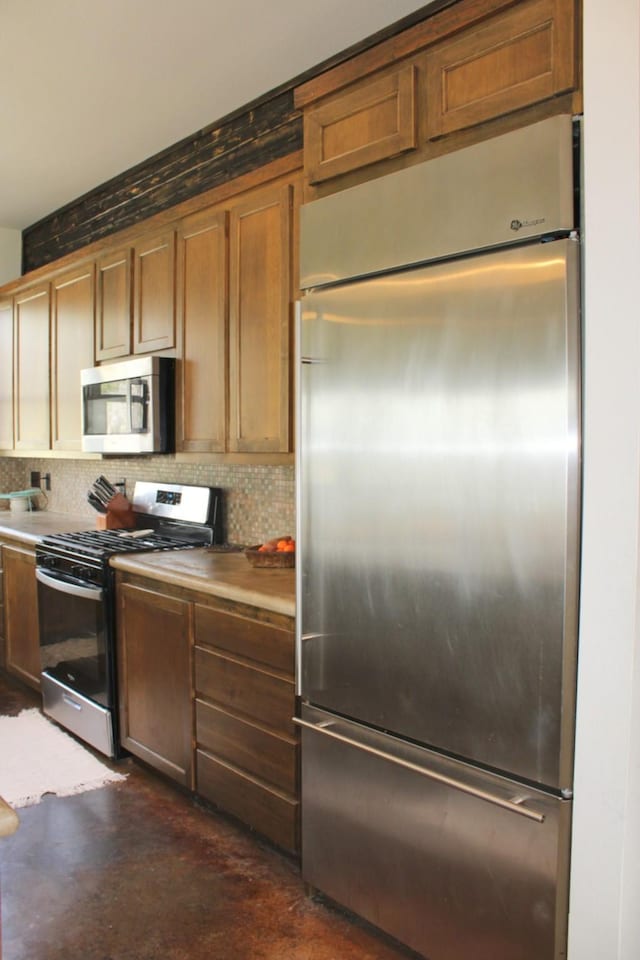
[62,695,82,711]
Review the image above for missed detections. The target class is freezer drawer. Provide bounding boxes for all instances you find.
[299,705,571,960]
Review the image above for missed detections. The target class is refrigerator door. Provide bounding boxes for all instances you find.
[299,704,571,960]
[299,238,580,790]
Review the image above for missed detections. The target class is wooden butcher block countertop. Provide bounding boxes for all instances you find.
[0,511,93,545]
[0,514,296,616]
[109,548,296,618]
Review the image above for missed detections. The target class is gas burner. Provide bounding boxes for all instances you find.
[39,527,205,560]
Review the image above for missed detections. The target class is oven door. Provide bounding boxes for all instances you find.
[36,566,116,756]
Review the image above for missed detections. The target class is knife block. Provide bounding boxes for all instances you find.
[95,493,135,530]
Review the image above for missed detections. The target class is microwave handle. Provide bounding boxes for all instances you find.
[128,378,148,434]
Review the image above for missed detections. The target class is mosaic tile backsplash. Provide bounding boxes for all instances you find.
[0,457,295,546]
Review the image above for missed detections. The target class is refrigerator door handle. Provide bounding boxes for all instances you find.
[293,716,546,823]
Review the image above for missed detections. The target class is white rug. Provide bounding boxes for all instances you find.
[0,708,126,809]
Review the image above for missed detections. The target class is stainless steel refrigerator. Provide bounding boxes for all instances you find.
[296,115,580,960]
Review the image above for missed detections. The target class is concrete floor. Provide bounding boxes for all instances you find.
[0,672,416,960]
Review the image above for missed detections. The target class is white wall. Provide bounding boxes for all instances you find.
[0,227,20,284]
[569,2,640,957]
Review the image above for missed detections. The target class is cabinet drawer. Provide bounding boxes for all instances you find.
[195,646,295,736]
[196,749,299,853]
[194,604,294,673]
[305,64,417,184]
[196,698,298,795]
[425,0,577,139]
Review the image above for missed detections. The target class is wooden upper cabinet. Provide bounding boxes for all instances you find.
[296,0,580,195]
[133,228,176,354]
[14,284,50,450]
[176,208,228,453]
[51,265,95,451]
[228,183,294,454]
[425,0,578,139]
[0,300,13,449]
[305,65,418,184]
[96,247,132,360]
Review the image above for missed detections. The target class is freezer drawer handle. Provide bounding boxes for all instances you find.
[293,716,545,823]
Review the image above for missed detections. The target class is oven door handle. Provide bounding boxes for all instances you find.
[35,567,104,601]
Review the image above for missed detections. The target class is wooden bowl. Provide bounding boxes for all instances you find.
[244,545,295,568]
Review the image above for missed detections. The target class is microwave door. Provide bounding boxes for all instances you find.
[83,380,128,436]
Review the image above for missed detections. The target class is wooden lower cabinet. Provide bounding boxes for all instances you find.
[114,572,299,852]
[197,748,299,854]
[2,543,41,690]
[194,602,299,853]
[117,582,193,786]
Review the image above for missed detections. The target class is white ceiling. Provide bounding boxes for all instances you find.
[0,0,433,231]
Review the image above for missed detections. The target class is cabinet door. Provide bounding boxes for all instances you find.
[133,229,176,354]
[228,183,293,453]
[14,284,50,450]
[51,265,95,451]
[176,208,228,452]
[117,582,192,786]
[0,299,13,449]
[425,0,578,139]
[305,64,417,184]
[3,545,41,690]
[96,247,132,360]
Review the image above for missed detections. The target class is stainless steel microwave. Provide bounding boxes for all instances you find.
[81,356,174,454]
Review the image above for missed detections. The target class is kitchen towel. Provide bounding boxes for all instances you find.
[0,708,126,808]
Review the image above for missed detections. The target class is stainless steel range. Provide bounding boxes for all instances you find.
[35,481,225,757]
